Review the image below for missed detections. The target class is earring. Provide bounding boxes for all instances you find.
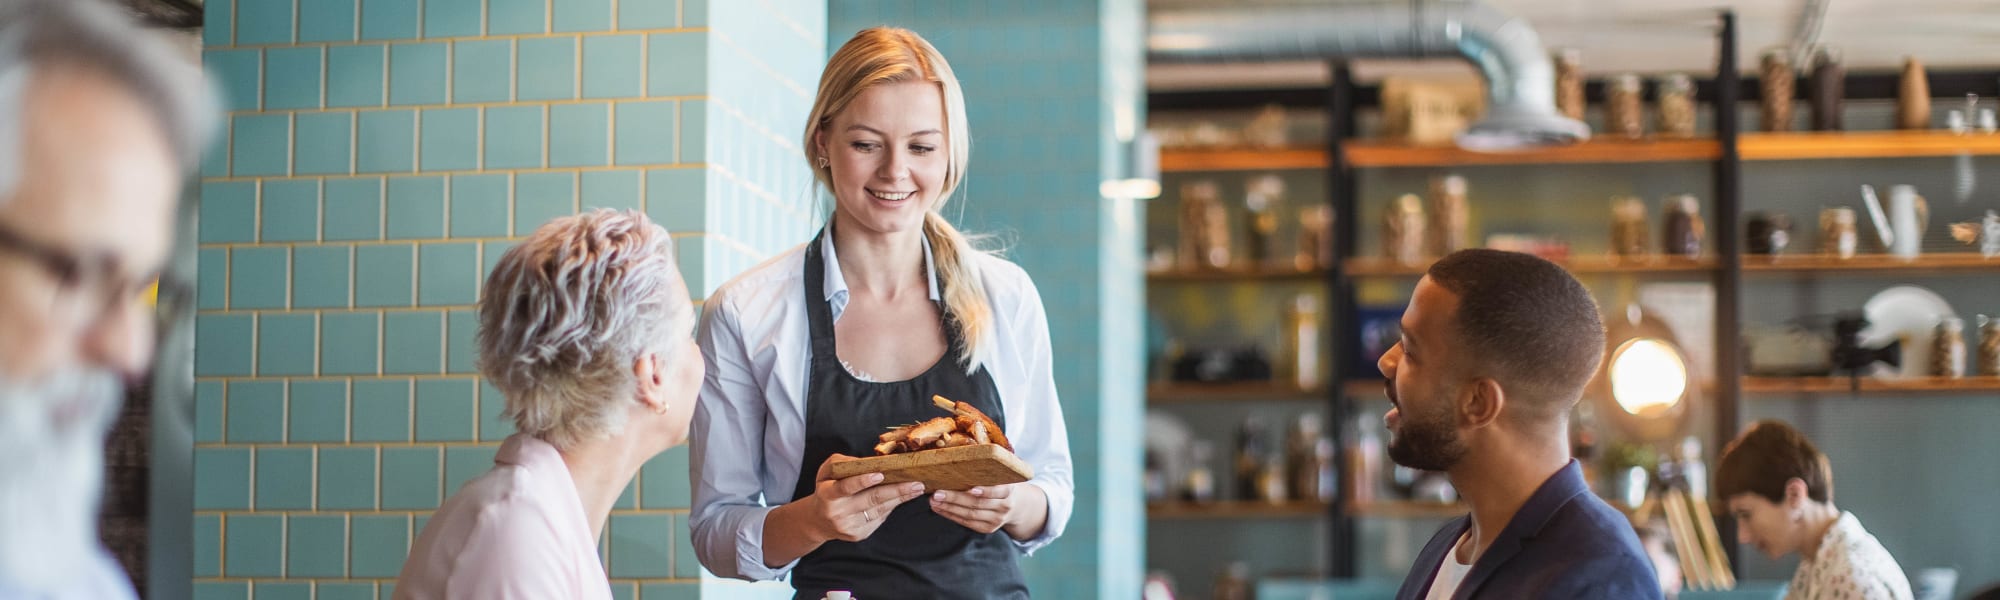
[654,402,670,416]
[817,156,829,169]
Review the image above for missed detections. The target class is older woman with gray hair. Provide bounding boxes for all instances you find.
[394,209,703,599]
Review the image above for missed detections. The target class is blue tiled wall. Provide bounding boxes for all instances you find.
[196,1,820,597]
[824,2,1146,598]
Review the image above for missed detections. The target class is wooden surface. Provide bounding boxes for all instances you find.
[1146,266,1328,283]
[1344,255,1717,277]
[1741,252,2000,273]
[1147,381,1323,403]
[1159,147,1328,172]
[1343,138,1720,167]
[1349,500,1466,519]
[1147,500,1330,519]
[826,444,1033,491]
[1743,375,2000,394]
[1740,131,2000,161]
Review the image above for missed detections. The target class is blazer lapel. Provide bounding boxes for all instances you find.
[1397,516,1471,600]
[1452,460,1590,600]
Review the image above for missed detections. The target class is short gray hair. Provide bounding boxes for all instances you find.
[0,0,218,203]
[477,209,691,449]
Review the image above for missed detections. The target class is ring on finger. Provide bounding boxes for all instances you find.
[864,509,873,521]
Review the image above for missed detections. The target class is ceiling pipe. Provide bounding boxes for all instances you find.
[1149,0,1591,149]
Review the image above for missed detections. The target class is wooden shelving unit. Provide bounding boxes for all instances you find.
[1159,147,1328,172]
[1741,253,2000,274]
[1740,130,2000,161]
[1743,376,2000,394]
[1344,255,1718,277]
[1146,266,1327,283]
[1342,138,1721,168]
[1148,500,1330,520]
[1147,382,1323,403]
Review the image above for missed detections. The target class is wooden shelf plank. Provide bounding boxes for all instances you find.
[1741,131,2000,161]
[1159,148,1328,172]
[1344,255,1717,277]
[1147,381,1385,403]
[1743,376,2000,394]
[1742,253,2000,273]
[1147,500,1330,520]
[1348,500,1466,519]
[1146,266,1328,283]
[1344,138,1720,168]
[1148,382,1324,403]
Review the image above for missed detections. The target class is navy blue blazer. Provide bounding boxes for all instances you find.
[1394,460,1663,600]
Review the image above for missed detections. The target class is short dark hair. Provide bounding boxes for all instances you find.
[1424,249,1605,420]
[1715,420,1832,504]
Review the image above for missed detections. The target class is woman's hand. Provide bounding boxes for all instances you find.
[806,454,927,543]
[929,482,1048,541]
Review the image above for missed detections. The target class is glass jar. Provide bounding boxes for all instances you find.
[1662,194,1706,259]
[1606,73,1645,139]
[1427,175,1470,256]
[1935,318,1967,378]
[1760,48,1795,132]
[1821,207,1859,259]
[1611,196,1649,257]
[1657,73,1698,138]
[1384,193,1427,266]
[1555,48,1586,121]
[1978,315,2000,376]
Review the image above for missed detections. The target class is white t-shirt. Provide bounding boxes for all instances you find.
[1426,533,1474,600]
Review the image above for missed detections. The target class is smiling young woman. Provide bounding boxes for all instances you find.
[685,27,1074,600]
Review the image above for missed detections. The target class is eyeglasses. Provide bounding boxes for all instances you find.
[0,218,160,326]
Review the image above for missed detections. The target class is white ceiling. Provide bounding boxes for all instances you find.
[1146,0,2000,90]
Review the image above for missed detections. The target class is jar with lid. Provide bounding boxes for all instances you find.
[1978,315,2000,376]
[1606,74,1645,139]
[1662,195,1706,259]
[1555,48,1585,120]
[1611,196,1649,257]
[1656,73,1698,138]
[1934,317,1967,378]
[1821,207,1859,259]
[1384,194,1428,266]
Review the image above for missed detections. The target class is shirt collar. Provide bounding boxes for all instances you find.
[819,227,942,304]
[1807,511,1863,565]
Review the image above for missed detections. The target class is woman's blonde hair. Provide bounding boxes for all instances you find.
[476,209,692,449]
[805,27,993,373]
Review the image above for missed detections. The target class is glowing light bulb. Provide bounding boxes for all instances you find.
[1610,338,1687,416]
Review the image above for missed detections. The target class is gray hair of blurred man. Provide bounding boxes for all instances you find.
[476,209,693,450]
[0,0,218,205]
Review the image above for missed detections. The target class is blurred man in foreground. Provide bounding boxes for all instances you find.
[0,0,214,597]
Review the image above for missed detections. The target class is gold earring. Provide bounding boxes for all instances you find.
[654,402,670,415]
[817,156,829,169]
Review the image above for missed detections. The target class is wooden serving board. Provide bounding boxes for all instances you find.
[825,443,1033,491]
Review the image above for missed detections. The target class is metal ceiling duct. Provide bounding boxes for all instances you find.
[1148,0,1591,149]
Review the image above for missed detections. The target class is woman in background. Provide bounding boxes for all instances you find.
[1715,420,1913,600]
[395,209,703,599]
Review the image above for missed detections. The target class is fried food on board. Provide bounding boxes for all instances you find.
[872,395,1013,455]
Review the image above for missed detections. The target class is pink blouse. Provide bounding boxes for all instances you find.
[393,434,613,600]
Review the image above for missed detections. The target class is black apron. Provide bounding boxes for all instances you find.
[788,229,1029,600]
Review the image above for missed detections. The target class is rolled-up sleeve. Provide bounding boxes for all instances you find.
[688,294,798,581]
[1002,273,1073,554]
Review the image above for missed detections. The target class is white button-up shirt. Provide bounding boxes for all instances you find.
[1787,511,1913,600]
[688,233,1074,582]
